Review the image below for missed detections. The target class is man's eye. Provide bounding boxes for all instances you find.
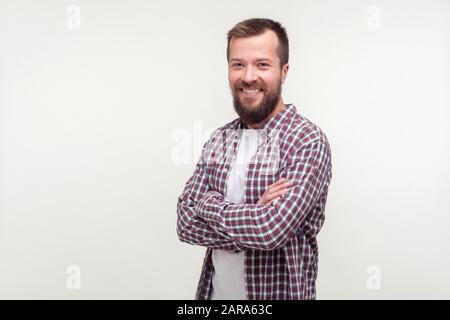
[259,63,269,68]
[232,63,243,67]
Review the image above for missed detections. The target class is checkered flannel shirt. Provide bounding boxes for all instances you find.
[177,103,332,300]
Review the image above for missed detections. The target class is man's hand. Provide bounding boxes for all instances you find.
[256,178,291,205]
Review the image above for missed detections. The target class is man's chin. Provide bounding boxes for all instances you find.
[241,104,263,115]
[239,96,263,107]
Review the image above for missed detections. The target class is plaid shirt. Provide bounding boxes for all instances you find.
[176,104,332,300]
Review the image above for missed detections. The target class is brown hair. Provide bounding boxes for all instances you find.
[226,18,289,69]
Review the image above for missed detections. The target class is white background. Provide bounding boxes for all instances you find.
[0,0,449,299]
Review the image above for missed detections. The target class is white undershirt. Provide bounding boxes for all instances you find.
[210,129,261,300]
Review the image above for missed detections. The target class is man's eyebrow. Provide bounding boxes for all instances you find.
[255,58,273,63]
[229,58,273,63]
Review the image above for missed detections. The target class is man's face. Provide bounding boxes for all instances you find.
[228,29,288,126]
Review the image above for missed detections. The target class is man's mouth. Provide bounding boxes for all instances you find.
[239,88,264,96]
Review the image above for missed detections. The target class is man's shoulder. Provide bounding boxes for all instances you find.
[280,110,331,151]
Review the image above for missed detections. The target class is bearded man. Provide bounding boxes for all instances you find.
[177,18,332,300]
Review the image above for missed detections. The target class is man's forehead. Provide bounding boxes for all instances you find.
[229,30,279,61]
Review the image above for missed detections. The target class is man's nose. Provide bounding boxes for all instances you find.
[242,66,258,83]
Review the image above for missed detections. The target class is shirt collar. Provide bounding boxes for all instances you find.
[238,103,297,137]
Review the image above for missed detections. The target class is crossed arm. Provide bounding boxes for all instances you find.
[176,137,332,252]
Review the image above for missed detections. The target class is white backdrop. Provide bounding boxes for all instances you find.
[0,0,449,299]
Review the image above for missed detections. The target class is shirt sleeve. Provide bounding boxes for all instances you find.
[176,139,243,253]
[195,137,332,251]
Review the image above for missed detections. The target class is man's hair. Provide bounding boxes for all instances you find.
[226,18,289,69]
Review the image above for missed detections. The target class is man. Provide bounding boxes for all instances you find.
[176,18,332,300]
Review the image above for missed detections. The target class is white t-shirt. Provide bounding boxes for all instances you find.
[210,129,261,300]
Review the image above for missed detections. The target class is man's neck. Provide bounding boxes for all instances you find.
[246,99,286,130]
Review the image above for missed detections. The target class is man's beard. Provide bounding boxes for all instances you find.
[231,78,282,126]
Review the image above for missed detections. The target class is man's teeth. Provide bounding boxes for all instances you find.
[242,89,261,93]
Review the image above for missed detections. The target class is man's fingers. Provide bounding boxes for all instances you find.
[264,188,290,203]
[268,180,291,195]
[258,179,291,205]
[269,196,281,205]
[267,178,287,189]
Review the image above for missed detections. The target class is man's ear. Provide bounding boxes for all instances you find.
[281,63,289,84]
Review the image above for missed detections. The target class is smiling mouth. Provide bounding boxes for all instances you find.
[239,88,264,96]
